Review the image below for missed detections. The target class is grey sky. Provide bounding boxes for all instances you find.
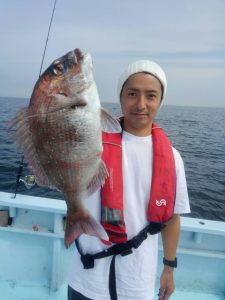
[1,0,225,107]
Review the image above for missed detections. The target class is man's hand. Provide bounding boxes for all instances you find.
[158,266,175,300]
[159,214,180,299]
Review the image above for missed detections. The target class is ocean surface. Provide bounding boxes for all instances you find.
[0,97,225,222]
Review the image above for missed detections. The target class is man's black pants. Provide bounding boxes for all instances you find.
[68,285,93,300]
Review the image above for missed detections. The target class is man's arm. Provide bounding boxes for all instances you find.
[158,214,180,300]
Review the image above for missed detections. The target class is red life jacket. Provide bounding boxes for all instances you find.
[101,122,176,244]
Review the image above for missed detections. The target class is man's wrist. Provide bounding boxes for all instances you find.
[163,257,177,268]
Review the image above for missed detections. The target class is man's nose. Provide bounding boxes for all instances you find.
[136,95,146,110]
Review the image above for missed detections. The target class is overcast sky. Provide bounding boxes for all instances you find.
[1,0,225,107]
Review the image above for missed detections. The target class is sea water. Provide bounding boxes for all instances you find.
[0,97,224,221]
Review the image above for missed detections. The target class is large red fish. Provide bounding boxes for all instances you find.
[10,48,121,247]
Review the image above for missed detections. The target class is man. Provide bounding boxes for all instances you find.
[68,60,190,300]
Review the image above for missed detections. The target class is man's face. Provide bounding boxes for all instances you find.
[120,72,162,136]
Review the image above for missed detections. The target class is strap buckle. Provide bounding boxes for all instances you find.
[148,222,166,235]
[81,254,95,269]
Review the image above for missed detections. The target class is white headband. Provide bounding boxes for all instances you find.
[117,60,167,102]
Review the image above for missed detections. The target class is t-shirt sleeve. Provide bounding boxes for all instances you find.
[173,148,191,214]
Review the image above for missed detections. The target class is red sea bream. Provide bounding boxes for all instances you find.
[10,48,121,247]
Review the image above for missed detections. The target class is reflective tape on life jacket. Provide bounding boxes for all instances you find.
[101,122,176,243]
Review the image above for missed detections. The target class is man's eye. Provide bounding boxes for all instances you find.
[128,92,136,97]
[147,94,156,99]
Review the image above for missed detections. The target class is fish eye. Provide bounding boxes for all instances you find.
[52,62,65,76]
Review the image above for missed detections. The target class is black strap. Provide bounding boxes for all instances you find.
[109,256,117,300]
[75,222,165,299]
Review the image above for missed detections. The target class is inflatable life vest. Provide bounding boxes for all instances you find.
[101,122,176,244]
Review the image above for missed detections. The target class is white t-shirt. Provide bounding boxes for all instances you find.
[68,131,190,300]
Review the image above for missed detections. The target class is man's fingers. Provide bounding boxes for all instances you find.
[158,287,166,300]
[158,287,174,300]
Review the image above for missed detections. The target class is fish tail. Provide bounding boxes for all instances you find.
[64,214,109,248]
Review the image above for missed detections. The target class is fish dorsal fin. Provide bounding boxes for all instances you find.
[101,108,121,133]
[87,160,109,196]
[9,108,56,189]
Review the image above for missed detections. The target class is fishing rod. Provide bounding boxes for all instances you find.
[13,0,57,198]
[38,0,57,80]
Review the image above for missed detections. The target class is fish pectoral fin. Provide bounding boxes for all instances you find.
[87,160,109,196]
[9,108,55,189]
[64,215,109,248]
[101,108,122,133]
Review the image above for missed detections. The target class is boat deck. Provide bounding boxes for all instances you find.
[1,283,224,300]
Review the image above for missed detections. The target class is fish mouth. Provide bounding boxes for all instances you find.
[43,98,87,114]
[70,100,87,109]
[70,101,87,109]
[68,48,84,65]
[74,48,83,62]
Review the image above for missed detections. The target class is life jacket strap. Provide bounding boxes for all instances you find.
[75,222,166,300]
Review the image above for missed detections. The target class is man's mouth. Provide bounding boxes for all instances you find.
[131,112,149,116]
